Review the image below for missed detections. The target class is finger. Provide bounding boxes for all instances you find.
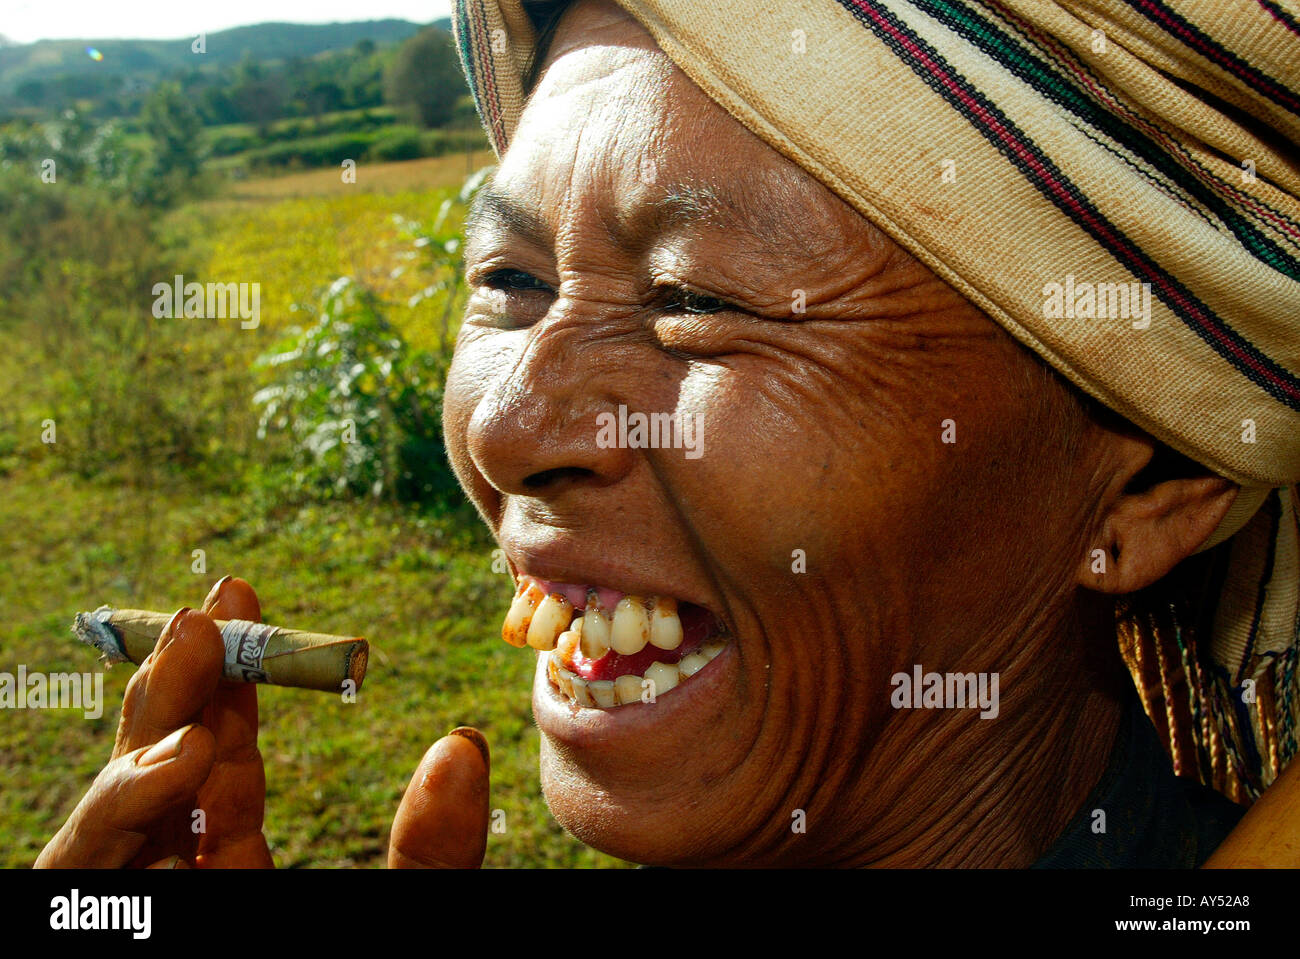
[115,609,224,757]
[147,856,190,869]
[35,724,216,868]
[389,728,490,869]
[196,576,273,868]
[200,576,261,762]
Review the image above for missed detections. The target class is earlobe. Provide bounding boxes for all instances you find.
[1079,475,1239,595]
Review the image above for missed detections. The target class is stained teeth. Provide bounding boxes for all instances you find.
[549,637,724,708]
[555,629,581,665]
[557,667,577,699]
[614,674,643,705]
[677,652,709,678]
[503,583,544,647]
[510,580,729,708]
[648,597,683,650]
[581,594,612,659]
[526,593,572,651]
[611,596,650,655]
[643,661,679,696]
[570,675,594,707]
[589,680,616,707]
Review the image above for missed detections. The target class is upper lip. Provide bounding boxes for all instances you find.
[503,541,720,619]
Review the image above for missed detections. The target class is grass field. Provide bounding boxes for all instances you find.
[0,154,629,868]
[218,150,495,200]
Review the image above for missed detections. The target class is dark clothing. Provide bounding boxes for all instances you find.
[1032,686,1246,868]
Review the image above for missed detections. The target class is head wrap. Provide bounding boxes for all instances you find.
[452,0,1300,802]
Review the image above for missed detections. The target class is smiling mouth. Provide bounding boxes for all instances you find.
[502,575,729,708]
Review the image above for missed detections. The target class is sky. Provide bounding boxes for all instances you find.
[2,0,454,44]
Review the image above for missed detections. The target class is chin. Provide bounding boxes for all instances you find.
[538,738,729,867]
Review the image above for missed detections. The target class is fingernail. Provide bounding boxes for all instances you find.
[203,576,233,609]
[448,726,490,768]
[157,607,192,652]
[164,855,181,869]
[137,724,195,767]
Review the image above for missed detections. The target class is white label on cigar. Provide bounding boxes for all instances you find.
[220,620,278,683]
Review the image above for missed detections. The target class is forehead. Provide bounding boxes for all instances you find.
[480,0,858,256]
[505,4,731,194]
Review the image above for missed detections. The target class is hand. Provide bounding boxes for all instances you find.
[36,575,492,869]
[388,727,490,868]
[36,576,274,868]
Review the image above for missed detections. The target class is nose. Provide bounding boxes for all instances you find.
[466,316,637,498]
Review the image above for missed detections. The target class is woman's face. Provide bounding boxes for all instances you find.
[443,0,1103,865]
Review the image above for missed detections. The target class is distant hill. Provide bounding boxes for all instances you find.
[0,19,451,96]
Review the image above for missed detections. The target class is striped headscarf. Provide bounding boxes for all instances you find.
[451,0,1300,803]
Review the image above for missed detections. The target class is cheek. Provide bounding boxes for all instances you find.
[678,331,1054,606]
[673,345,945,587]
[443,331,516,497]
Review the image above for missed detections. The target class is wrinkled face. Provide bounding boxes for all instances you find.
[444,0,1099,865]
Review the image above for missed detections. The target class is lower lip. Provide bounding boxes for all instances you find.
[532,640,738,746]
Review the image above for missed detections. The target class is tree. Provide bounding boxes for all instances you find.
[384,27,463,128]
[302,81,346,117]
[141,82,203,205]
[231,76,285,136]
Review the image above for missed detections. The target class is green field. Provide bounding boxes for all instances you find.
[0,156,629,868]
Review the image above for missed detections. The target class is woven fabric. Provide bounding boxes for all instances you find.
[451,0,1300,801]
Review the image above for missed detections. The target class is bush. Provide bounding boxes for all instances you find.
[240,130,380,170]
[207,129,257,158]
[417,129,490,158]
[0,165,230,479]
[366,128,422,162]
[253,277,460,504]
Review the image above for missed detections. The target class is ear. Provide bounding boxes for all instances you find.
[1078,437,1239,595]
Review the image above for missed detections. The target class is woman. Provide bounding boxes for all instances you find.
[37,0,1300,867]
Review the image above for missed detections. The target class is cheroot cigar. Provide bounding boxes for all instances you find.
[72,606,368,693]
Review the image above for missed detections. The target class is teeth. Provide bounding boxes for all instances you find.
[547,635,727,708]
[677,652,709,678]
[503,583,544,647]
[555,628,581,665]
[570,675,594,707]
[526,593,572,651]
[611,596,650,655]
[614,674,644,705]
[643,661,679,696]
[510,579,731,708]
[557,667,577,699]
[589,680,616,707]
[648,597,683,650]
[581,593,612,659]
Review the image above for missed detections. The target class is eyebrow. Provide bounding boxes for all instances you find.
[464,180,803,257]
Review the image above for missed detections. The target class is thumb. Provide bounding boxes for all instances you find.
[388,727,490,868]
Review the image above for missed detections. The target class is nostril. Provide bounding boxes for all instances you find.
[523,466,595,490]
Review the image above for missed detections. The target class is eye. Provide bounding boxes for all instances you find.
[480,268,553,293]
[660,286,730,316]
